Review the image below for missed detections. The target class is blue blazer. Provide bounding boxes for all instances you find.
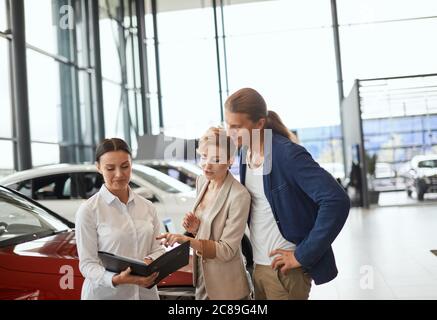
[239,133,350,285]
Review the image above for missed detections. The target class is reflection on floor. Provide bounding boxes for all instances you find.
[309,204,437,300]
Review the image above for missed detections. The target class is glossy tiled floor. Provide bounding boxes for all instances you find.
[309,204,437,300]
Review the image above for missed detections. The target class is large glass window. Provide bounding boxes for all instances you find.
[359,74,437,172]
[99,16,122,83]
[26,48,62,167]
[157,1,221,139]
[363,114,437,166]
[0,141,14,177]
[0,0,6,31]
[24,0,78,62]
[77,71,94,153]
[298,125,344,178]
[99,0,145,151]
[24,0,55,51]
[337,0,437,25]
[21,0,98,165]
[338,0,437,93]
[0,39,11,139]
[1,19,14,175]
[224,0,340,130]
[144,0,160,135]
[26,50,61,144]
[102,80,124,138]
[31,142,60,167]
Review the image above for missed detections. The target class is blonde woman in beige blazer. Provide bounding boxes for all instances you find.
[157,128,252,300]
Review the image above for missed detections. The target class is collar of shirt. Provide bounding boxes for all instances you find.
[99,184,136,206]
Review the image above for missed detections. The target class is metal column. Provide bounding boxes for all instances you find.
[117,1,131,146]
[212,0,224,123]
[89,0,105,144]
[5,0,19,170]
[10,0,32,170]
[330,0,348,185]
[151,0,163,130]
[136,0,152,135]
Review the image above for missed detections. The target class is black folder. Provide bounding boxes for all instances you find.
[98,241,190,288]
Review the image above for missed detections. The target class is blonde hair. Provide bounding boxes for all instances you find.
[198,127,236,161]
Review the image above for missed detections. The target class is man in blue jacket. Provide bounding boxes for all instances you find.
[224,88,350,300]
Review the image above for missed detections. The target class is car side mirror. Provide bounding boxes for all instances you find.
[135,187,159,203]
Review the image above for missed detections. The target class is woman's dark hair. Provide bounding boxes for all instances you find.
[225,88,298,143]
[95,138,132,162]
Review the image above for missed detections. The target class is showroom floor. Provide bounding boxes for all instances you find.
[309,203,437,300]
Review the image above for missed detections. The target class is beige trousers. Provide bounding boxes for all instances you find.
[253,264,312,300]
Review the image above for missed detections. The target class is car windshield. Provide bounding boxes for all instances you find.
[418,160,437,168]
[132,165,193,193]
[0,187,70,247]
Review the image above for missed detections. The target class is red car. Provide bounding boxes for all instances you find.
[0,186,194,300]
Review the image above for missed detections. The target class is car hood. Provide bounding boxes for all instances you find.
[0,231,79,274]
[0,231,193,287]
[0,231,193,288]
[0,231,79,275]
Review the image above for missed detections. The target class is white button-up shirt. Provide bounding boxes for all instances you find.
[75,184,165,300]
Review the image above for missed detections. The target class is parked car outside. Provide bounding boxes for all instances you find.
[402,154,437,201]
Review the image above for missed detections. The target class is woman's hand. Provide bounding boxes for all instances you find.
[143,258,153,265]
[183,212,200,234]
[112,267,159,288]
[156,233,189,247]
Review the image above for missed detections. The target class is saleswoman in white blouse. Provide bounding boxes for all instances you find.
[75,138,165,300]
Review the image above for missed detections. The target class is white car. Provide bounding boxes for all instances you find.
[137,160,203,188]
[403,154,437,200]
[0,164,196,233]
[137,158,241,186]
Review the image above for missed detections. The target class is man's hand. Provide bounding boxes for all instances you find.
[156,233,189,247]
[269,249,302,275]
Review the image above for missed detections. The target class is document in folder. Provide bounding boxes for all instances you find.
[98,241,190,287]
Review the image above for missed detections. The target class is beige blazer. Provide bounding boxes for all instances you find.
[192,172,251,300]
